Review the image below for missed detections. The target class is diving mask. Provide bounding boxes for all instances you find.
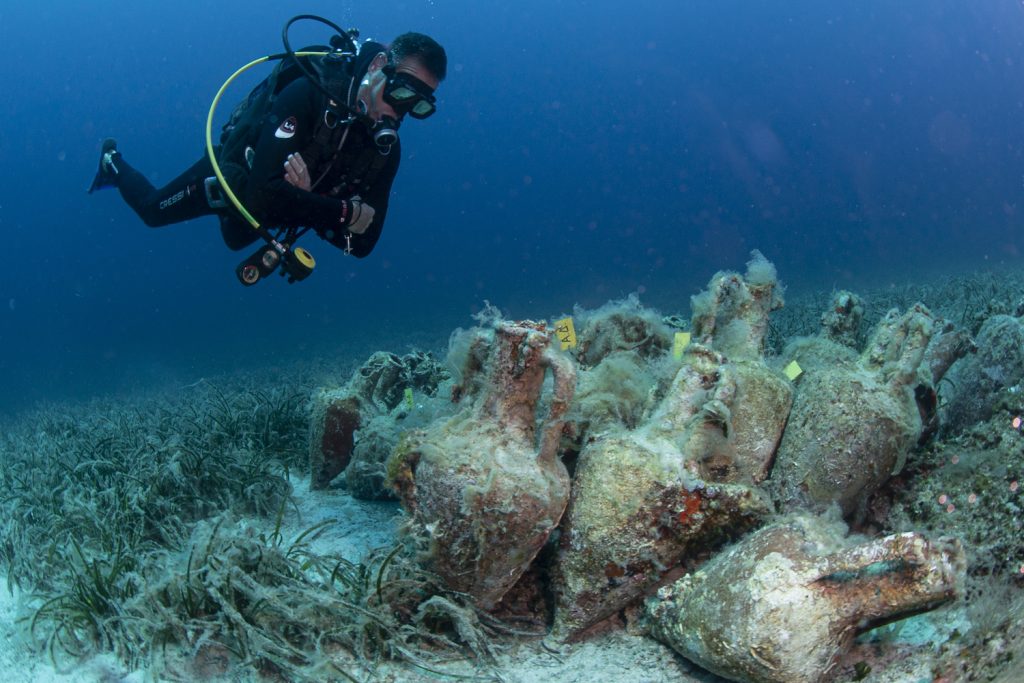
[382,65,437,119]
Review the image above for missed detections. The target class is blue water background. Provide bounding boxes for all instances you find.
[1,0,1022,416]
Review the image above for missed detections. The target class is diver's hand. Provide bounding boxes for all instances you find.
[346,199,376,234]
[283,153,311,191]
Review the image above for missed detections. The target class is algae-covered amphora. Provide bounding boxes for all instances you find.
[388,321,575,609]
[689,250,792,484]
[550,344,771,641]
[646,513,964,683]
[308,350,449,495]
[774,305,934,520]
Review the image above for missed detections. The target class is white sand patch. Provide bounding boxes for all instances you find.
[487,632,712,683]
[278,476,402,559]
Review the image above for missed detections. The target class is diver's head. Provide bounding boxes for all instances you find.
[356,33,447,147]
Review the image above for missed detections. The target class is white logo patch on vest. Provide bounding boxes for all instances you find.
[275,116,298,139]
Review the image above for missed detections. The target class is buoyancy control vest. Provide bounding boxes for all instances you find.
[216,41,391,200]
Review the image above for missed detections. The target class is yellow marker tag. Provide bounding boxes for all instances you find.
[784,360,803,381]
[404,387,414,409]
[673,332,692,360]
[555,317,577,350]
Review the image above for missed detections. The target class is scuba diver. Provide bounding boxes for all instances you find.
[89,17,446,286]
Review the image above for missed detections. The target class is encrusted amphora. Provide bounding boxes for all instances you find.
[549,343,772,641]
[388,320,576,609]
[774,304,935,520]
[549,254,791,642]
[646,514,964,683]
[308,351,411,490]
[689,250,793,483]
[308,350,448,495]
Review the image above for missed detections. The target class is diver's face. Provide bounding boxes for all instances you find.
[357,54,440,123]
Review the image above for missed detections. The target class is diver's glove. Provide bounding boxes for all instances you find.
[343,198,376,234]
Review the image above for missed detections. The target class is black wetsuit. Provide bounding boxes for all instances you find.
[112,56,399,258]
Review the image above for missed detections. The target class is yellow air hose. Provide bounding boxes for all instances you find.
[204,52,328,231]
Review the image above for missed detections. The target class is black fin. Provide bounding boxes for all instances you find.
[88,138,119,193]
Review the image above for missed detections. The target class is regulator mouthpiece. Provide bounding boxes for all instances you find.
[373,116,399,149]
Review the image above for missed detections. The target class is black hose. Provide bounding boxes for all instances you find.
[282,15,359,113]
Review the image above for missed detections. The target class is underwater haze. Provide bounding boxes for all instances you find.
[2,0,1023,416]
